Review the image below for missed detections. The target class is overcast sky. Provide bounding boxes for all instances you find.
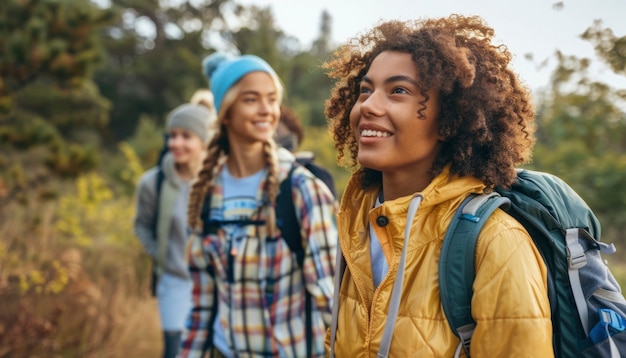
[235,0,626,92]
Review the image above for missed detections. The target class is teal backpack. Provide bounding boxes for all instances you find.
[440,169,626,358]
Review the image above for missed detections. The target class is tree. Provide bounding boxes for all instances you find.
[286,11,336,127]
[582,20,626,78]
[531,22,626,244]
[94,0,231,142]
[311,10,333,58]
[0,0,116,205]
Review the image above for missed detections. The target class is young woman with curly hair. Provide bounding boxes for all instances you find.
[324,15,552,357]
[180,53,337,358]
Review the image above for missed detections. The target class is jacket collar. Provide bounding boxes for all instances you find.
[338,165,486,249]
[341,165,485,212]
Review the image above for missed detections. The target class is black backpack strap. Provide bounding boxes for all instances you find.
[301,161,336,199]
[201,192,214,237]
[152,168,165,234]
[277,165,305,267]
[149,168,166,297]
[152,132,169,236]
[276,163,312,357]
[439,192,510,357]
[150,133,168,296]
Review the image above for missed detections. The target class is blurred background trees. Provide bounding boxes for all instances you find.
[1,0,625,355]
[531,20,626,241]
[3,0,624,208]
[1,0,116,205]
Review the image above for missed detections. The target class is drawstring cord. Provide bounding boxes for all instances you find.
[377,194,423,357]
[329,193,423,358]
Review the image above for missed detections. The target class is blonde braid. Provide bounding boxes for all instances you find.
[188,132,226,230]
[263,139,280,237]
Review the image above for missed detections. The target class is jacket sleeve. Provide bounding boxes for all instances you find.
[293,172,338,326]
[133,171,158,258]
[180,234,216,358]
[470,210,554,357]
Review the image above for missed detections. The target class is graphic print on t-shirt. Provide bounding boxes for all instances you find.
[212,166,267,245]
[220,195,258,240]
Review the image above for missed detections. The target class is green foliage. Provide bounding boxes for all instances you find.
[299,126,351,199]
[0,108,61,149]
[94,115,161,196]
[17,78,111,134]
[0,0,116,206]
[582,20,626,77]
[233,6,287,72]
[285,52,334,127]
[124,114,166,166]
[0,0,116,106]
[530,23,626,247]
[95,0,231,141]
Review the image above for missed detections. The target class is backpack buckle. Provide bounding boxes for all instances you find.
[457,324,475,356]
[566,228,587,269]
[589,309,626,344]
[568,250,587,269]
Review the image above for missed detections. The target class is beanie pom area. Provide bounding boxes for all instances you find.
[202,52,231,80]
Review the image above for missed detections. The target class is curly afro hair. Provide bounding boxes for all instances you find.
[323,14,536,190]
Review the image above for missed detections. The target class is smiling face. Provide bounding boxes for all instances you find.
[167,128,206,165]
[223,71,280,148]
[350,51,444,179]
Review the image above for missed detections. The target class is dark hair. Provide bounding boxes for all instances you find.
[323,15,535,190]
[278,104,304,148]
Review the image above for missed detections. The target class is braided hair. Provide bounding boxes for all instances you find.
[187,78,283,237]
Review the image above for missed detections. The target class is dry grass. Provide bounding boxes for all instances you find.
[113,297,162,356]
[0,177,162,357]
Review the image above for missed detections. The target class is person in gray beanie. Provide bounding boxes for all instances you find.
[133,102,216,358]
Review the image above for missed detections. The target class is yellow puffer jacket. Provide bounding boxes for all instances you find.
[327,167,553,357]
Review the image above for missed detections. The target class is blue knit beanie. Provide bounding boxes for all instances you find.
[202,53,278,114]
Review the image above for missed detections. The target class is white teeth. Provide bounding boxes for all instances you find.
[255,122,270,128]
[361,129,390,137]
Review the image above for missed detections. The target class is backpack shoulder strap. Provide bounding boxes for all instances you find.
[276,164,305,268]
[149,168,166,297]
[200,190,213,236]
[152,168,165,236]
[303,161,337,199]
[439,192,510,356]
[152,131,170,235]
[275,163,313,357]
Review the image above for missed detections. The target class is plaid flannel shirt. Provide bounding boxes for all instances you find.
[181,150,338,358]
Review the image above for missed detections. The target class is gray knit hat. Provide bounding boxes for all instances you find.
[166,103,213,143]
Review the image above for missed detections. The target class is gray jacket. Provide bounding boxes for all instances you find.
[133,153,191,279]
